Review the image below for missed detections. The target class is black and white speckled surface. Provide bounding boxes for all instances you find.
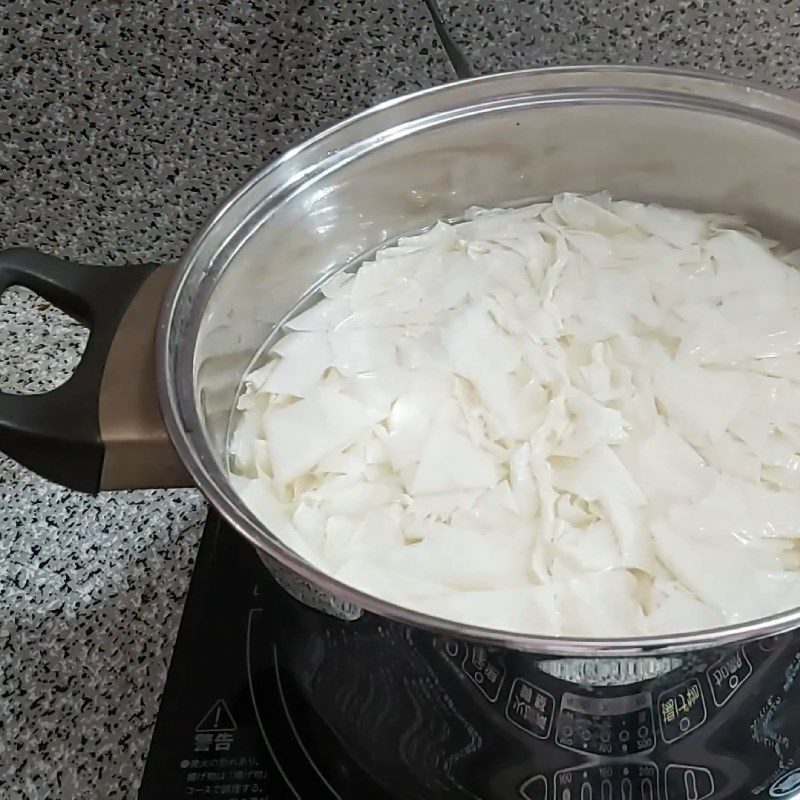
[0,2,449,798]
[438,0,800,88]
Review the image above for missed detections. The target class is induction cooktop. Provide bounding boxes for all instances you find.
[137,512,800,800]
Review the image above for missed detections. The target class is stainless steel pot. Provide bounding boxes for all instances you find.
[5,67,800,658]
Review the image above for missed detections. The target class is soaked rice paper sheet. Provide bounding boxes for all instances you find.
[229,193,800,637]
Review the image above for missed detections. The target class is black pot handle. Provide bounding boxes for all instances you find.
[0,248,191,493]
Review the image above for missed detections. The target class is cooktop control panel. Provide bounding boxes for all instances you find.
[554,691,655,756]
[441,637,769,800]
[519,762,715,800]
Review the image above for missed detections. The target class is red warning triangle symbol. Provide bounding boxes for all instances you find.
[195,698,237,732]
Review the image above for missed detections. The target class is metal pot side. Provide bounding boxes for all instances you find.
[157,67,800,656]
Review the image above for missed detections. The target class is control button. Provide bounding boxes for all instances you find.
[770,766,800,797]
[520,774,548,800]
[555,692,654,756]
[443,638,460,658]
[461,646,506,702]
[658,678,707,743]
[757,636,779,653]
[665,765,714,800]
[706,648,752,707]
[555,765,658,800]
[506,677,555,739]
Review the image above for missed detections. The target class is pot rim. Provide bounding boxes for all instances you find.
[156,65,800,655]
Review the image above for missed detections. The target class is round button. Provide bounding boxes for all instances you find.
[771,767,800,797]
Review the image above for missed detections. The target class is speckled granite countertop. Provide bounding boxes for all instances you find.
[3,1,800,798]
[0,3,449,797]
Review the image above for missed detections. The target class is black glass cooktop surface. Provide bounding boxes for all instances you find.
[138,512,800,800]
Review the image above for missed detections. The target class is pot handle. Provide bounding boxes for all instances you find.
[0,248,192,492]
